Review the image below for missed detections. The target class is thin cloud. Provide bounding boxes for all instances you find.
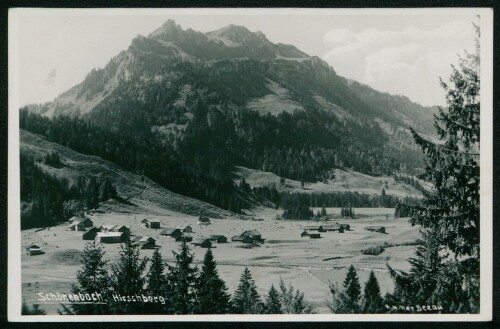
[323,20,476,106]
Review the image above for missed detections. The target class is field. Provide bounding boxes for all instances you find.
[22,202,419,314]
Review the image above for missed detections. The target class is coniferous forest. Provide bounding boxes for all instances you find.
[20,153,117,229]
[20,107,424,226]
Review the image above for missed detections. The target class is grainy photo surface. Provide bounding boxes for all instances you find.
[7,8,493,321]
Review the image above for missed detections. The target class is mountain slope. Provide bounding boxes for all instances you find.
[20,129,234,219]
[21,20,437,214]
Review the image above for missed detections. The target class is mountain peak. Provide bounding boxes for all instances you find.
[206,24,269,48]
[149,19,183,38]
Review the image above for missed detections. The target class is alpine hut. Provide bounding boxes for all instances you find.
[192,238,212,248]
[209,235,228,244]
[175,225,193,233]
[241,230,263,242]
[97,232,125,243]
[301,231,321,238]
[25,244,43,256]
[82,227,100,240]
[303,225,326,232]
[67,221,87,232]
[366,226,386,234]
[131,236,156,249]
[160,228,183,239]
[142,219,160,229]
[198,216,211,225]
[231,235,254,244]
[324,224,345,233]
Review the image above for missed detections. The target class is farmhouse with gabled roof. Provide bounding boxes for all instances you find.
[192,238,212,248]
[365,226,386,233]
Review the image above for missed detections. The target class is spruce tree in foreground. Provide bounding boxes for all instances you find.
[145,248,170,314]
[195,248,231,314]
[109,238,148,314]
[329,265,361,313]
[362,271,384,313]
[343,265,361,312]
[59,241,111,315]
[264,284,282,314]
[388,24,480,313]
[167,241,198,314]
[232,267,263,314]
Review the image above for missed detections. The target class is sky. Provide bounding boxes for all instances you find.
[11,8,480,107]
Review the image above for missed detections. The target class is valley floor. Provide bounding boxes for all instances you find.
[21,203,419,315]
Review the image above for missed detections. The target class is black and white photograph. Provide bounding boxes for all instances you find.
[7,7,493,321]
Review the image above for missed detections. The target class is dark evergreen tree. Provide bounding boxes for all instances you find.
[232,267,263,314]
[388,25,480,313]
[59,241,111,315]
[145,248,170,314]
[109,238,148,314]
[329,266,363,314]
[264,284,282,314]
[320,206,327,217]
[362,271,384,313]
[195,248,231,314]
[167,241,198,314]
[343,265,361,312]
[44,152,63,168]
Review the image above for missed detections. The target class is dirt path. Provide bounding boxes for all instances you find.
[125,175,148,202]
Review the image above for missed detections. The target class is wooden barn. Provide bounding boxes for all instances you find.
[67,221,86,232]
[209,235,228,243]
[231,235,254,244]
[301,231,321,238]
[99,224,130,238]
[160,228,183,239]
[68,217,93,227]
[175,225,193,233]
[366,226,386,234]
[198,216,211,225]
[25,244,43,256]
[142,219,160,229]
[80,217,94,228]
[303,225,326,232]
[324,224,345,233]
[97,232,124,243]
[131,236,156,249]
[82,227,100,240]
[192,238,212,248]
[241,230,263,242]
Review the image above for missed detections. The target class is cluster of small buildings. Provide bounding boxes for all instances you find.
[62,213,271,254]
[300,223,351,239]
[300,223,387,238]
[159,221,232,248]
[160,225,193,242]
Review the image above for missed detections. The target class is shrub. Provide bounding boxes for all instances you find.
[361,245,385,255]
